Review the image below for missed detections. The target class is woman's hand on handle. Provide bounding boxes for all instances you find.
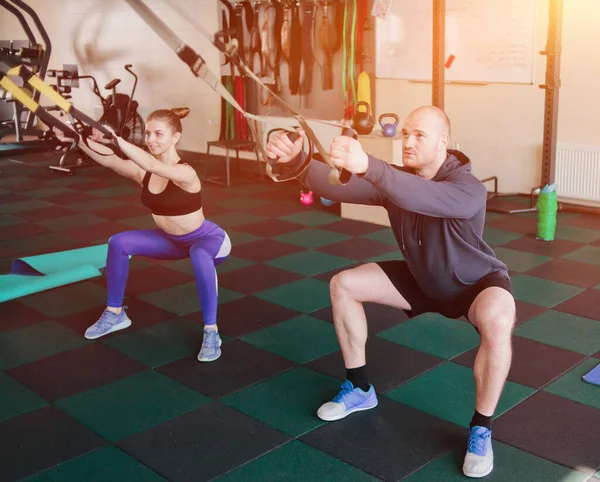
[266,129,305,163]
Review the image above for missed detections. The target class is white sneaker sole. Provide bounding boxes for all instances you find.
[317,399,378,422]
[84,318,132,340]
[463,463,494,478]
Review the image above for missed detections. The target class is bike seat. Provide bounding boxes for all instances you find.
[104,78,121,90]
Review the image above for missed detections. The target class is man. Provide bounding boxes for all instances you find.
[265,106,515,479]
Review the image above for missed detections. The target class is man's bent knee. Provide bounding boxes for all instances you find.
[470,288,515,345]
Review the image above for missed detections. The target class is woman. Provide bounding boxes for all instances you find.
[55,107,230,362]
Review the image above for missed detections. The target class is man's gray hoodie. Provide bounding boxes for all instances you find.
[290,149,509,301]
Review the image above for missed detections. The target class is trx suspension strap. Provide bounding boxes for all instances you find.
[124,0,353,186]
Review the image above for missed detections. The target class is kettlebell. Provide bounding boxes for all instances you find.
[352,101,374,135]
[379,113,400,137]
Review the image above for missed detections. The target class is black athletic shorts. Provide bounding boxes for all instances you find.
[376,260,512,323]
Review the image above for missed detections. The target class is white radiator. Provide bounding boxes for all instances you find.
[556,144,600,202]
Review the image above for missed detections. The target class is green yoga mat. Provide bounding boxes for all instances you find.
[0,244,109,303]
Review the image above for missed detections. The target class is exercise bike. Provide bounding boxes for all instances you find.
[47,64,145,174]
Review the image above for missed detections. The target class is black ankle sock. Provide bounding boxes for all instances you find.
[470,410,492,430]
[346,365,370,392]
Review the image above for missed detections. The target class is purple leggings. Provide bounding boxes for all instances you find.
[105,219,231,326]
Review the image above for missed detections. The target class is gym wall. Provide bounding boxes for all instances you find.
[374,0,600,196]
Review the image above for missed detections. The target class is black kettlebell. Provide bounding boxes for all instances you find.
[379,113,399,137]
[352,101,374,135]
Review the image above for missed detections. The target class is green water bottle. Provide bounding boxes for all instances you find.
[536,183,558,241]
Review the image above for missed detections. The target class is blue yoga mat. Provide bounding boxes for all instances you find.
[0,244,109,303]
[583,363,600,387]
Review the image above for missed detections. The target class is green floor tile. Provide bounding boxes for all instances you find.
[242,315,340,363]
[25,186,74,199]
[493,247,551,273]
[555,224,600,244]
[515,310,600,355]
[385,362,534,428]
[120,215,156,230]
[4,231,78,254]
[21,281,107,318]
[222,367,337,437]
[68,199,124,213]
[217,441,378,482]
[266,250,354,277]
[226,230,262,246]
[216,256,256,273]
[544,358,600,409]
[484,213,506,221]
[362,228,397,245]
[0,372,47,422]
[35,213,104,231]
[0,175,34,186]
[378,313,480,359]
[138,282,244,316]
[46,176,95,186]
[483,227,523,246]
[227,184,270,196]
[88,186,139,198]
[562,245,600,267]
[215,196,269,210]
[0,321,90,370]
[511,274,584,308]
[405,441,589,482]
[274,228,351,249]
[0,213,25,227]
[55,370,210,441]
[23,445,166,482]
[210,212,268,228]
[280,211,341,227]
[0,199,52,214]
[255,278,331,313]
[365,250,405,262]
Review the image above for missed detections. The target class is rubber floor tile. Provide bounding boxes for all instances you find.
[311,301,410,333]
[0,213,25,226]
[215,255,256,273]
[24,445,166,482]
[0,405,107,482]
[554,224,600,244]
[482,226,524,246]
[215,296,301,337]
[562,245,600,266]
[274,227,352,249]
[67,198,125,213]
[116,403,290,482]
[13,205,74,222]
[487,215,537,235]
[510,274,584,307]
[215,196,270,211]
[87,185,139,198]
[63,221,132,243]
[0,300,48,333]
[157,340,296,399]
[247,200,307,218]
[43,191,97,206]
[300,396,464,482]
[55,370,211,441]
[19,281,107,318]
[0,221,49,241]
[453,335,586,389]
[316,237,396,261]
[4,231,79,256]
[0,199,52,214]
[217,441,379,482]
[7,343,147,402]
[25,186,75,199]
[119,214,156,230]
[233,218,304,238]
[361,228,398,245]
[0,321,90,370]
[113,265,195,297]
[254,278,331,313]
[525,258,600,288]
[222,366,338,437]
[92,204,150,220]
[232,238,303,262]
[217,263,304,294]
[378,313,480,360]
[554,289,600,321]
[307,336,445,393]
[493,247,552,273]
[0,372,47,422]
[385,362,535,428]
[515,310,600,355]
[405,441,590,482]
[320,218,385,236]
[279,211,341,226]
[514,300,548,325]
[503,235,584,257]
[543,358,600,410]
[210,211,268,228]
[241,315,340,364]
[266,250,355,277]
[493,391,600,475]
[221,229,261,246]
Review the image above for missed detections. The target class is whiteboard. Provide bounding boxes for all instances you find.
[375,0,536,84]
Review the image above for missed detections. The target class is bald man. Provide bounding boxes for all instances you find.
[266,105,514,478]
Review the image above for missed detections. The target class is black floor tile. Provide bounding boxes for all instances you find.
[453,336,587,389]
[515,300,548,326]
[312,264,359,284]
[300,396,464,481]
[525,258,600,288]
[307,336,444,393]
[218,263,304,294]
[12,205,74,222]
[232,238,304,262]
[0,405,107,482]
[311,302,410,334]
[117,402,290,482]
[321,219,385,236]
[554,289,600,321]
[0,300,48,333]
[7,344,147,401]
[216,296,301,337]
[317,237,395,261]
[233,218,304,237]
[494,391,600,474]
[503,235,584,257]
[157,340,296,398]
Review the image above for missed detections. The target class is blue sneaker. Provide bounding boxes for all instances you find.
[84,308,131,340]
[317,380,378,421]
[197,329,222,362]
[463,426,494,478]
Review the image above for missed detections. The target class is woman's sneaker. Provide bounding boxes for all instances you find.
[197,329,222,362]
[84,308,132,340]
[317,380,378,421]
